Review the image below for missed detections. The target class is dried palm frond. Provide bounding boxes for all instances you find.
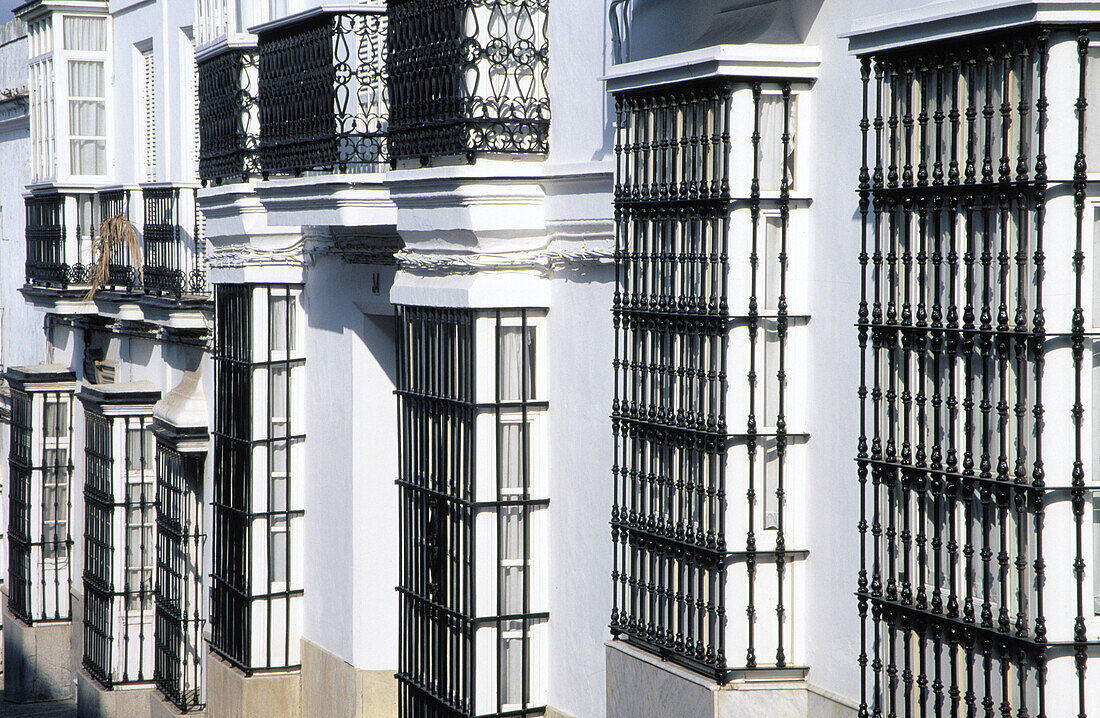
[85,214,143,301]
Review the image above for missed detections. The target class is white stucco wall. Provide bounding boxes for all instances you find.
[300,254,400,672]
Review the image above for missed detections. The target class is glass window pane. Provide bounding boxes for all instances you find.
[44,401,68,437]
[759,95,796,192]
[764,217,783,311]
[69,99,105,136]
[498,326,536,401]
[68,61,104,98]
[502,506,523,561]
[501,628,524,706]
[271,365,288,418]
[269,295,295,352]
[499,422,525,492]
[63,16,106,51]
[70,139,105,175]
[270,524,287,583]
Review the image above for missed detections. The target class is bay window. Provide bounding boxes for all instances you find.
[153,401,208,712]
[19,8,110,182]
[211,284,304,672]
[396,307,548,718]
[5,366,77,624]
[80,383,161,688]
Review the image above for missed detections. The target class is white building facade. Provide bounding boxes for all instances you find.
[0,1,1097,718]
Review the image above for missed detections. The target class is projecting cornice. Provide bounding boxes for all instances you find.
[602,44,821,94]
[845,0,1100,54]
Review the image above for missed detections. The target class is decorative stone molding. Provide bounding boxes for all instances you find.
[396,237,614,275]
[209,236,313,270]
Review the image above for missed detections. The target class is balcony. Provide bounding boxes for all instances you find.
[387,0,550,163]
[256,6,388,177]
[24,193,69,287]
[98,189,139,291]
[143,188,207,297]
[198,48,260,184]
[24,187,208,310]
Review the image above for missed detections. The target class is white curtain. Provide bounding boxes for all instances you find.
[501,506,524,613]
[501,630,524,705]
[63,16,106,52]
[500,422,524,491]
[269,295,295,351]
[758,95,796,192]
[764,216,783,311]
[499,326,535,401]
[69,60,105,174]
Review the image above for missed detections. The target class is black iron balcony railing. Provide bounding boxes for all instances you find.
[388,0,550,164]
[258,8,388,176]
[198,48,260,184]
[142,188,206,296]
[25,194,67,287]
[99,189,140,291]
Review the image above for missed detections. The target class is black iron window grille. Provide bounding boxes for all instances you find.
[257,7,388,176]
[611,76,811,682]
[141,188,207,296]
[396,306,549,718]
[82,405,158,688]
[25,193,67,287]
[387,0,550,164]
[98,189,140,291]
[198,48,260,184]
[154,441,206,712]
[211,284,305,673]
[6,377,76,624]
[855,27,1100,718]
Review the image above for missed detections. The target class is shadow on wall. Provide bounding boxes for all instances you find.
[2,622,76,702]
[625,0,827,62]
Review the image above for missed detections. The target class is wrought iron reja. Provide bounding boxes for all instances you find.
[142,188,183,295]
[856,26,1099,718]
[610,79,734,682]
[387,0,550,163]
[99,189,139,291]
[24,193,66,287]
[258,10,388,176]
[198,48,260,184]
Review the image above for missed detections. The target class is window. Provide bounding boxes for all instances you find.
[29,20,55,180]
[82,407,157,687]
[1093,495,1100,615]
[63,16,106,51]
[211,284,304,672]
[856,29,1054,717]
[68,59,106,175]
[397,307,548,718]
[154,443,206,711]
[43,448,69,559]
[44,398,68,438]
[125,479,155,611]
[758,93,797,192]
[7,383,75,623]
[140,46,156,181]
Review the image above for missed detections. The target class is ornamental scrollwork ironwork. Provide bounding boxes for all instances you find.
[388,0,550,163]
[198,48,261,184]
[258,9,389,176]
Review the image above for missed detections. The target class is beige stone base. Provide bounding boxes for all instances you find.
[206,651,300,718]
[2,601,75,702]
[148,689,203,718]
[300,638,397,718]
[606,641,857,718]
[76,670,156,718]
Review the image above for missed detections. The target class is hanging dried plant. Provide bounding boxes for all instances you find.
[85,214,143,301]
